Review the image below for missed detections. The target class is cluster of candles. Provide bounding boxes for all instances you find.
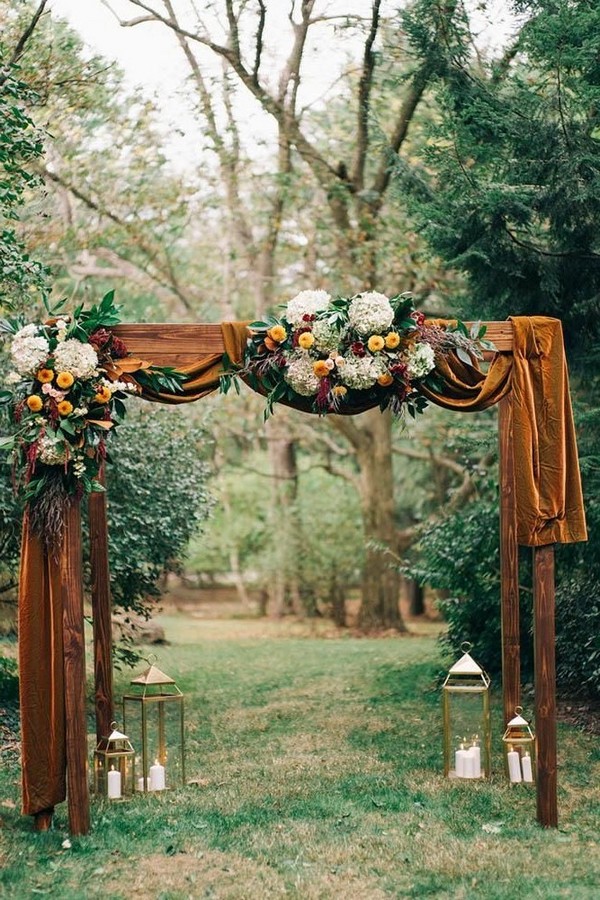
[105,759,166,799]
[506,745,534,783]
[454,735,482,779]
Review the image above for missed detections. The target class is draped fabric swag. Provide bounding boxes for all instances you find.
[18,315,586,815]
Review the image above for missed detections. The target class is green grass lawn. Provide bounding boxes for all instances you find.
[1,614,599,899]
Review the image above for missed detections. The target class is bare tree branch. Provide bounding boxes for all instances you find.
[6,0,49,69]
[352,0,381,191]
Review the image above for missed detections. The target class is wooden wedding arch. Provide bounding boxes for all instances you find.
[18,318,586,836]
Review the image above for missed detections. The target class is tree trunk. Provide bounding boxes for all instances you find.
[354,409,406,631]
[330,576,346,628]
[406,578,425,616]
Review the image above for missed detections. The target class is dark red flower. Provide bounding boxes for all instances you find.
[302,314,316,322]
[110,336,128,358]
[411,311,426,326]
[390,362,408,377]
[351,341,366,357]
[89,328,111,349]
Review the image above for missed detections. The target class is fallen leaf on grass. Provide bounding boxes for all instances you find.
[481,822,504,834]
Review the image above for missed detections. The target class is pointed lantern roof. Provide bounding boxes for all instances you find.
[130,664,176,686]
[448,650,484,676]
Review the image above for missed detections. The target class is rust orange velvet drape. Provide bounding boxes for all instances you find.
[17,316,586,818]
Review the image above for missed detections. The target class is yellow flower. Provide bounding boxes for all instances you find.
[367,335,385,352]
[313,360,330,378]
[56,371,75,389]
[377,373,394,387]
[94,386,112,405]
[26,395,43,412]
[57,400,73,416]
[332,385,347,397]
[298,332,315,350]
[267,324,287,343]
[36,368,54,383]
[385,331,400,349]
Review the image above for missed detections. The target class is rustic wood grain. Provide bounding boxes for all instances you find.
[61,499,90,836]
[533,545,558,828]
[498,394,521,724]
[89,466,114,743]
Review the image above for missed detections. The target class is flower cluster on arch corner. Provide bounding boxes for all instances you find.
[0,292,184,512]
[222,290,494,419]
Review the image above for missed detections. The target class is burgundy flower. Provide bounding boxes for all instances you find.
[411,311,426,326]
[390,362,408,377]
[110,336,128,359]
[302,314,316,322]
[89,328,111,349]
[351,341,366,358]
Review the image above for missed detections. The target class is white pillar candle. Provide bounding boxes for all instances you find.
[507,747,522,783]
[455,746,467,778]
[149,760,166,791]
[463,751,476,779]
[107,766,121,799]
[468,745,481,778]
[521,751,534,783]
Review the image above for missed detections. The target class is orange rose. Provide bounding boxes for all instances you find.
[57,400,73,416]
[56,371,75,389]
[298,332,315,350]
[264,336,279,352]
[93,386,112,405]
[36,368,54,383]
[367,335,385,352]
[26,395,43,412]
[313,360,330,378]
[377,373,394,387]
[333,385,347,397]
[267,324,287,343]
[385,332,400,349]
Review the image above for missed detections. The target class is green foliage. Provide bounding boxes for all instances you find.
[0,54,48,308]
[409,500,534,681]
[100,403,212,619]
[556,575,600,699]
[0,653,18,703]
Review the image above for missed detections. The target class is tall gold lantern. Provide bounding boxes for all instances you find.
[122,663,185,793]
[93,722,136,800]
[442,642,491,780]
[503,707,536,784]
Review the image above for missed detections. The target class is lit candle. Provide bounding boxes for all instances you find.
[521,751,534,783]
[507,745,522,783]
[469,737,481,778]
[107,765,121,799]
[455,743,467,778]
[149,759,166,791]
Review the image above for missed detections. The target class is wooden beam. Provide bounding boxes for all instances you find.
[498,395,521,725]
[61,499,90,836]
[112,321,515,367]
[533,545,558,828]
[89,466,114,743]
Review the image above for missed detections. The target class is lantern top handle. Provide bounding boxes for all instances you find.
[515,705,523,716]
[460,641,473,653]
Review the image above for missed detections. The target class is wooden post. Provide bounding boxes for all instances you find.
[498,394,521,724]
[533,545,558,828]
[61,499,91,836]
[89,466,114,743]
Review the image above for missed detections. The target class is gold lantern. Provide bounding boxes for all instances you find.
[122,663,185,793]
[442,642,491,780]
[93,722,136,800]
[503,707,536,784]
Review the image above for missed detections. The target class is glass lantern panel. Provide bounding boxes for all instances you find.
[445,691,489,778]
[124,696,184,791]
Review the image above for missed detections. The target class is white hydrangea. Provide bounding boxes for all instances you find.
[37,434,70,466]
[405,341,436,379]
[6,371,22,384]
[312,319,345,353]
[340,354,383,390]
[347,292,394,335]
[285,290,332,327]
[53,338,98,380]
[10,325,50,375]
[283,353,320,396]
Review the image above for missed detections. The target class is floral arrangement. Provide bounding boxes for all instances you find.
[0,292,183,544]
[222,290,493,417]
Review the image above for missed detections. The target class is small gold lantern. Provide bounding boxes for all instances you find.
[442,642,491,780]
[93,722,135,800]
[123,662,185,793]
[503,707,535,784]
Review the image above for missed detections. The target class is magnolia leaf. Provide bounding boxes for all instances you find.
[86,420,114,430]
